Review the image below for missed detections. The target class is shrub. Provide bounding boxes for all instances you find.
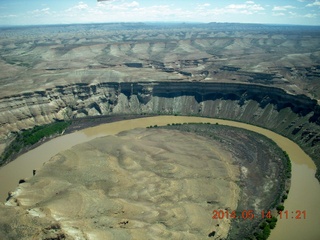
[276,205,284,211]
[269,221,276,229]
[259,221,267,229]
[282,194,288,202]
[263,225,271,239]
[266,216,277,223]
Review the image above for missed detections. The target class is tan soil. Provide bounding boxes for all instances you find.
[4,128,240,240]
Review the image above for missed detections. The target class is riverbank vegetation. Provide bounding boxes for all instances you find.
[0,121,71,166]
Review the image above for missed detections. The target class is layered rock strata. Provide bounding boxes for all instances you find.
[0,81,319,179]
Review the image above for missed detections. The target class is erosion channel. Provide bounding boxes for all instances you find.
[0,116,319,240]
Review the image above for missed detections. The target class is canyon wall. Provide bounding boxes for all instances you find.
[0,81,319,179]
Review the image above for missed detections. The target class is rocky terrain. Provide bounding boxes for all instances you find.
[0,81,319,181]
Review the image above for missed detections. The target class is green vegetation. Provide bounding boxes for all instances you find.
[269,221,276,229]
[0,121,71,165]
[261,225,271,239]
[252,150,290,239]
[20,121,71,145]
[266,217,277,225]
[281,194,288,202]
[251,152,289,240]
[255,216,277,240]
[146,124,158,128]
[283,151,292,178]
[276,205,285,212]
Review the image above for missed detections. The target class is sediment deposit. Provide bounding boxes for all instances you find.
[4,128,240,239]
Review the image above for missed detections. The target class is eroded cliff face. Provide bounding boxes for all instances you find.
[0,82,319,179]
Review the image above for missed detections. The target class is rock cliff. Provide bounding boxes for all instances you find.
[0,81,319,180]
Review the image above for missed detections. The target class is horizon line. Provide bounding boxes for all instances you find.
[1,21,320,28]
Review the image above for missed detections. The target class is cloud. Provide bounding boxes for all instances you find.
[288,11,297,16]
[199,3,211,7]
[125,1,139,8]
[225,1,264,14]
[306,1,320,7]
[272,12,285,16]
[227,2,264,11]
[0,14,17,19]
[196,3,211,11]
[65,1,89,13]
[74,2,89,10]
[97,1,139,11]
[272,5,296,11]
[30,8,51,15]
[304,13,318,17]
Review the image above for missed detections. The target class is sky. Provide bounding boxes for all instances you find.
[0,0,319,26]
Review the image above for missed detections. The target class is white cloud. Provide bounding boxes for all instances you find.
[127,1,139,7]
[227,2,264,11]
[198,3,211,8]
[92,1,264,20]
[0,14,17,19]
[288,11,297,16]
[306,1,320,7]
[97,1,140,11]
[304,13,318,17]
[196,3,211,11]
[272,5,296,11]
[65,2,89,12]
[74,2,89,10]
[273,12,285,16]
[31,8,51,15]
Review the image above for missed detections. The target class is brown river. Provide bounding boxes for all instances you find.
[0,116,319,240]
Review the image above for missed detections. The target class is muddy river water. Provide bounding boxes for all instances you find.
[0,116,319,240]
